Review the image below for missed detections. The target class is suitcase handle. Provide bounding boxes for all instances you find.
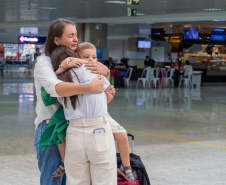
[127,133,134,140]
[127,133,134,153]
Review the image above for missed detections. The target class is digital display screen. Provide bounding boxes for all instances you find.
[184,27,199,39]
[138,28,151,35]
[20,27,38,34]
[138,40,151,48]
[211,28,226,41]
[151,28,165,40]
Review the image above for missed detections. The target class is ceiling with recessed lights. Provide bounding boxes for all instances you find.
[0,0,226,40]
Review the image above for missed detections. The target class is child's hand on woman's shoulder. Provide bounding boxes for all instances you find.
[60,57,86,70]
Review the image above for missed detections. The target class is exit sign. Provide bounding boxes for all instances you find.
[132,9,137,16]
[127,8,137,16]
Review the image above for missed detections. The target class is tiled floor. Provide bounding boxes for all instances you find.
[0,72,226,185]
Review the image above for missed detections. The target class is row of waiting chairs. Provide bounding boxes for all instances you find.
[136,67,175,88]
[123,67,193,89]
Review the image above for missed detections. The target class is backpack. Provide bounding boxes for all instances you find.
[117,153,151,185]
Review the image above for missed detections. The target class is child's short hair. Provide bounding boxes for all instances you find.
[76,42,96,57]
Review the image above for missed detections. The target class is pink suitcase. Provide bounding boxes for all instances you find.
[118,177,140,185]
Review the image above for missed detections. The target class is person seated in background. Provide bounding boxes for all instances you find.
[115,58,128,70]
[109,57,116,69]
[181,60,192,78]
[144,55,156,68]
[178,60,192,87]
[172,58,183,87]
[114,58,128,88]
[173,58,182,70]
[104,59,109,67]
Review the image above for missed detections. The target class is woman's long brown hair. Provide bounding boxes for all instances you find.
[45,18,76,57]
[51,46,80,110]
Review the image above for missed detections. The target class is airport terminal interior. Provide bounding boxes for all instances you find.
[0,0,226,185]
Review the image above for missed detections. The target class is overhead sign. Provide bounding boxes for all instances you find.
[126,0,132,5]
[132,9,137,16]
[132,0,139,5]
[18,36,46,43]
[127,7,132,16]
[127,8,137,16]
[126,0,139,5]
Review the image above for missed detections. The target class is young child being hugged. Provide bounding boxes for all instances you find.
[47,43,135,184]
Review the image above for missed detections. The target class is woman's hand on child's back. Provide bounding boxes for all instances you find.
[59,57,86,70]
[90,76,104,93]
[85,61,109,77]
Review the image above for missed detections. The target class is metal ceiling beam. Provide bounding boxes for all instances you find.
[0,11,226,28]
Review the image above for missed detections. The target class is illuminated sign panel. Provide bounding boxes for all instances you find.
[18,36,46,43]
[19,36,38,43]
[169,35,183,43]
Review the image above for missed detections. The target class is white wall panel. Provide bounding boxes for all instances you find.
[108,40,128,63]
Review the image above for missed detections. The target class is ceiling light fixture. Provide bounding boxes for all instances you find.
[137,13,146,16]
[105,1,126,4]
[63,17,78,20]
[202,8,224,11]
[39,7,57,10]
[213,19,226,21]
